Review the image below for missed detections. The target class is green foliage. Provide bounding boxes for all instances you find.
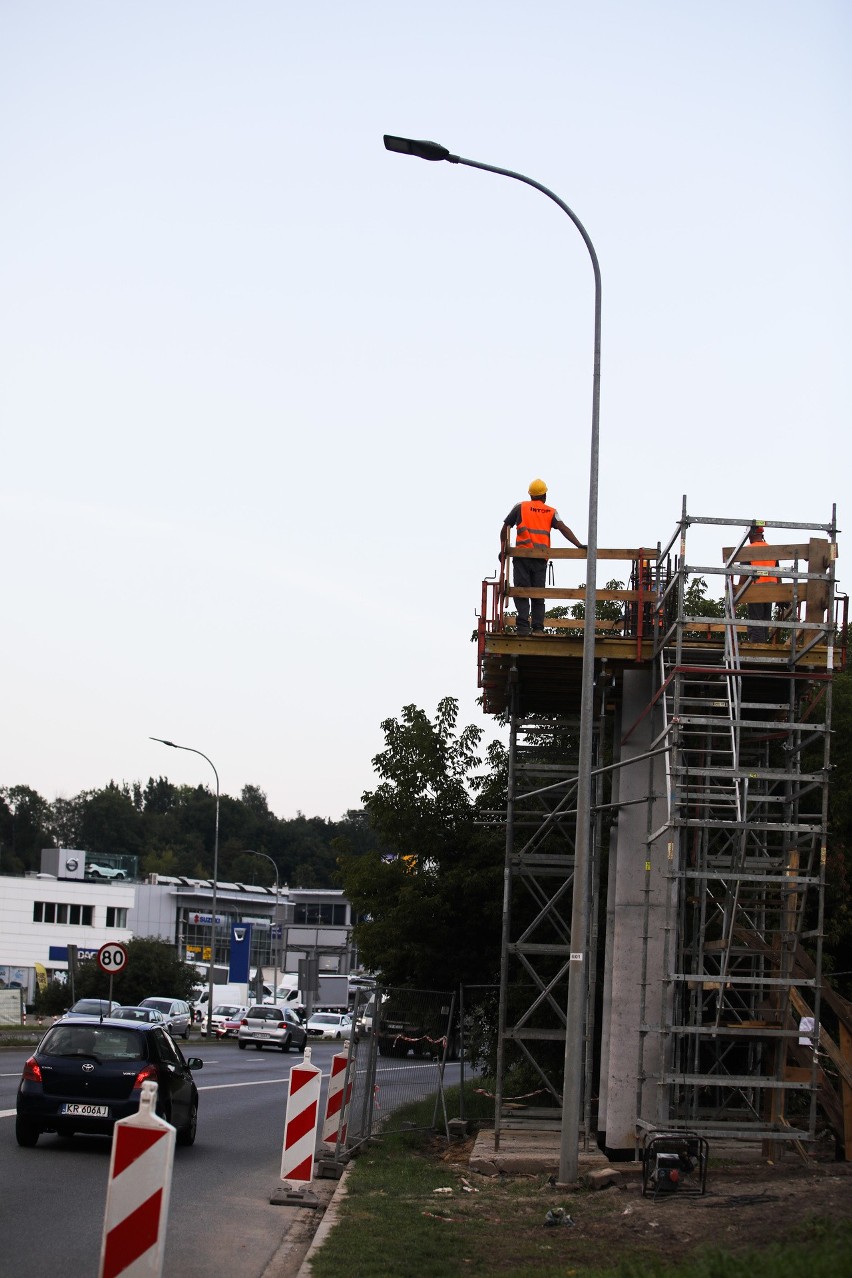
[338,699,504,989]
[0,777,381,891]
[70,937,200,1006]
[546,577,626,635]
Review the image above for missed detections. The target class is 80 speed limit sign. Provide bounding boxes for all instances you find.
[97,942,128,974]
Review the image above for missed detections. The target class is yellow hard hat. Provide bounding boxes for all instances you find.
[528,478,547,498]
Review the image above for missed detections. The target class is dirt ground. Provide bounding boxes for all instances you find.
[435,1135,852,1270]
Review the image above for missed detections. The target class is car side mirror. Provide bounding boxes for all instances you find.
[186,1057,204,1070]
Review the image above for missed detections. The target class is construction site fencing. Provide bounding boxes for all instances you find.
[320,985,496,1165]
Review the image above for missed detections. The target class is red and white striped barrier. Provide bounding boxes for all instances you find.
[99,1081,175,1278]
[321,1046,353,1151]
[280,1045,322,1184]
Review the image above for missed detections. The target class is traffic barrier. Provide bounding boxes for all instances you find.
[280,1045,322,1184]
[99,1081,175,1278]
[321,1046,353,1150]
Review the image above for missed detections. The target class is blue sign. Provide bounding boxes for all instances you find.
[49,946,98,962]
[228,923,253,983]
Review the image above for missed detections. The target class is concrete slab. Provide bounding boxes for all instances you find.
[469,1128,614,1179]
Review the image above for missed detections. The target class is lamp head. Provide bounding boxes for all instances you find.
[384,134,451,162]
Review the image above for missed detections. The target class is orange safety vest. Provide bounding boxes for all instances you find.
[516,501,555,550]
[751,556,779,584]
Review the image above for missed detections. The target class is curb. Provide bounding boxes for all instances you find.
[295,1162,354,1277]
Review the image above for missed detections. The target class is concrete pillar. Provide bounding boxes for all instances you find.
[598,668,669,1158]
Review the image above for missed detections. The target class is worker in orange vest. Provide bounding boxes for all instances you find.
[738,524,779,642]
[501,479,585,635]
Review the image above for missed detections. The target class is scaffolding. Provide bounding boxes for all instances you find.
[479,501,849,1157]
[635,502,843,1149]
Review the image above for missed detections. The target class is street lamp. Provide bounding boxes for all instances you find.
[384,135,600,1184]
[150,737,220,1039]
[247,849,280,1006]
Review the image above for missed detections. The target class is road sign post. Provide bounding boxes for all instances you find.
[98,942,128,1009]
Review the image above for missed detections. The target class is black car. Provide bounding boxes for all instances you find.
[62,998,121,1019]
[15,1017,203,1147]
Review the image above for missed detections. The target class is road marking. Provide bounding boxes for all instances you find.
[0,1109,16,1119]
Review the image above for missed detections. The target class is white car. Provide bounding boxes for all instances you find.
[85,863,127,880]
[306,1012,353,1040]
[201,1004,247,1038]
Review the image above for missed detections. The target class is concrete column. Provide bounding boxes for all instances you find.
[598,668,669,1157]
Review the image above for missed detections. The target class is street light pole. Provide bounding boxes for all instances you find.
[383,136,600,1183]
[151,737,220,1039]
[247,849,280,1006]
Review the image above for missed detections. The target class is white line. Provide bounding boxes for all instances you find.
[0,1109,16,1119]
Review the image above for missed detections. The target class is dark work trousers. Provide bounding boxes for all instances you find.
[747,601,772,642]
[513,556,548,632]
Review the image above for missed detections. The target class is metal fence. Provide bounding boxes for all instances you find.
[317,984,497,1169]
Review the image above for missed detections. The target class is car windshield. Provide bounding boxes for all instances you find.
[70,1000,113,1014]
[41,1024,144,1061]
[311,1015,339,1025]
[212,1005,240,1017]
[114,1008,155,1022]
[142,1000,172,1012]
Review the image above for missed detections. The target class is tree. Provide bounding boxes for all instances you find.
[0,785,55,875]
[71,937,199,1007]
[338,699,505,989]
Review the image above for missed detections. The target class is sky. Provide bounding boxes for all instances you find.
[2,2,850,821]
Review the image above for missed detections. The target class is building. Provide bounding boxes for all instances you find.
[0,849,358,1004]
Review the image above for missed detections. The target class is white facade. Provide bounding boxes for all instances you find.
[0,871,357,1004]
[0,875,135,1000]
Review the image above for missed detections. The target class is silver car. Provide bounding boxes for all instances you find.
[237,1006,307,1053]
[138,997,192,1039]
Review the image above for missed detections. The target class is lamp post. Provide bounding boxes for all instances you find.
[151,737,220,1039]
[247,849,280,1006]
[383,136,600,1183]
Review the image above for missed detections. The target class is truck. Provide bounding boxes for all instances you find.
[191,976,273,1023]
[275,973,350,1016]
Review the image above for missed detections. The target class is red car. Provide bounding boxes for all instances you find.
[215,1008,247,1039]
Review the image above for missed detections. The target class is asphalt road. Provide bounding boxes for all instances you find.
[0,1037,462,1278]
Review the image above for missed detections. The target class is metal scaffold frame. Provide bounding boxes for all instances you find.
[637,501,842,1150]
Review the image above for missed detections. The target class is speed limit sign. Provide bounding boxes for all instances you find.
[97,942,128,974]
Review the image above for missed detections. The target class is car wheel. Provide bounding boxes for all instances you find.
[176,1098,198,1147]
[254,1042,263,1051]
[182,1025,190,1040]
[238,1040,247,1050]
[280,1031,291,1053]
[16,1116,40,1147]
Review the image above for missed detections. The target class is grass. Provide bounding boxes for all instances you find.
[308,1086,852,1278]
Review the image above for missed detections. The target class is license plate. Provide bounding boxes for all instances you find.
[61,1103,109,1117]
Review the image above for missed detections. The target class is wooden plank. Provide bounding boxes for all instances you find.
[840,1022,852,1160]
[504,617,623,631]
[508,587,653,602]
[789,989,852,1091]
[806,538,831,622]
[722,542,826,561]
[735,583,794,603]
[509,547,657,560]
